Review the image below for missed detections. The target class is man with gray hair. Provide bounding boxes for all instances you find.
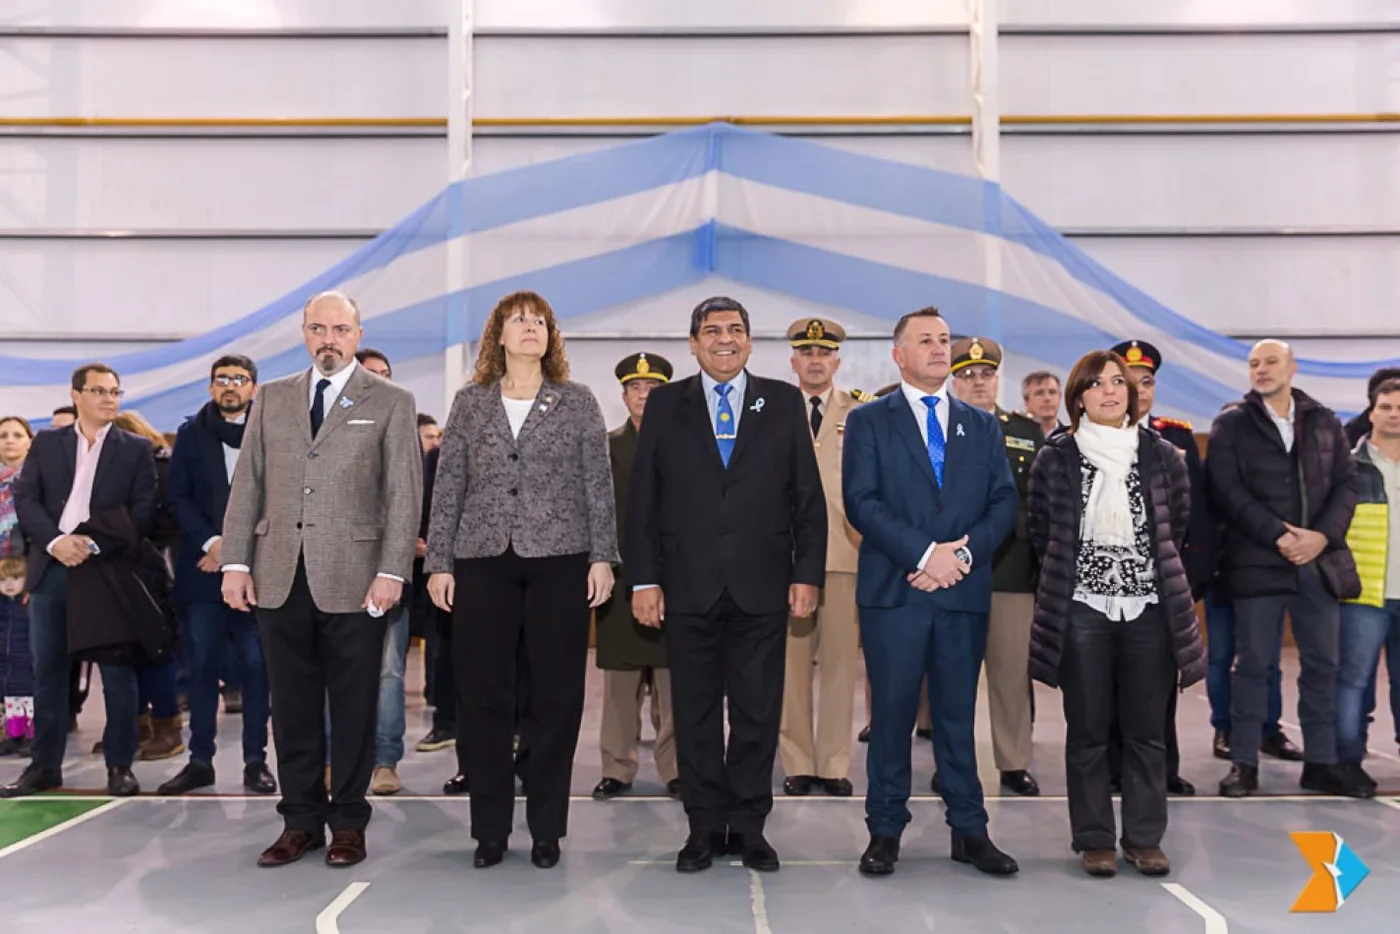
[222,291,423,866]
[1207,339,1368,798]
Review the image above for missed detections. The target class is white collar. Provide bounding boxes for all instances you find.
[700,368,747,399]
[900,379,949,414]
[310,358,358,395]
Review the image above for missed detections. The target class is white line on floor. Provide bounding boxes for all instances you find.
[0,793,1374,804]
[1162,882,1229,933]
[316,882,370,934]
[1374,797,1400,813]
[749,869,773,934]
[0,798,127,860]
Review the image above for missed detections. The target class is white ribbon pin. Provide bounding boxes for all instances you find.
[339,396,354,409]
[750,397,766,413]
[955,423,965,437]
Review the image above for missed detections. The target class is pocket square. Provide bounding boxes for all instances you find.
[347,418,376,425]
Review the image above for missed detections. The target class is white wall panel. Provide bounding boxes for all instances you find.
[475,0,968,29]
[474,36,971,118]
[2,0,449,29]
[0,136,444,230]
[1076,236,1400,336]
[1001,0,1399,26]
[1001,133,1400,229]
[1001,34,1400,115]
[0,37,443,117]
[0,238,357,334]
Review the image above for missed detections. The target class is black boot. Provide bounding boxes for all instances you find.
[1219,763,1258,798]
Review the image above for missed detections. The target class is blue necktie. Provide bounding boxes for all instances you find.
[310,378,331,437]
[922,395,945,486]
[714,383,736,467]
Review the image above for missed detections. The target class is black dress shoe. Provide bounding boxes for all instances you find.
[158,762,216,796]
[474,839,507,868]
[531,839,561,869]
[783,775,815,796]
[443,773,470,795]
[1166,775,1196,796]
[999,770,1040,796]
[820,777,854,797]
[0,764,62,798]
[326,829,367,867]
[1219,763,1258,798]
[244,761,277,794]
[1262,732,1304,761]
[676,833,719,873]
[666,778,682,797]
[1212,730,1231,760]
[859,835,900,876]
[951,835,1019,875]
[257,829,324,867]
[592,777,632,799]
[107,767,140,797]
[930,770,941,794]
[739,834,780,872]
[1300,762,1373,798]
[858,725,870,743]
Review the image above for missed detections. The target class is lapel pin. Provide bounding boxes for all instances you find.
[339,396,354,409]
[955,423,965,437]
[750,397,766,413]
[538,404,548,412]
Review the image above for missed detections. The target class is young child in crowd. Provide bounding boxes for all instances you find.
[0,555,34,757]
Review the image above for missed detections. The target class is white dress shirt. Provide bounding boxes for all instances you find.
[898,380,967,573]
[47,422,113,554]
[502,395,534,440]
[1267,395,1296,452]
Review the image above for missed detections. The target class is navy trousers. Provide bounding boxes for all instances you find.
[862,600,988,841]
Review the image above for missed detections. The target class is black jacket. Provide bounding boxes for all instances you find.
[13,425,157,591]
[68,507,176,667]
[168,402,239,604]
[1027,428,1206,689]
[626,372,827,617]
[1206,389,1360,600]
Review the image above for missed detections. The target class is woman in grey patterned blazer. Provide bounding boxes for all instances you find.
[426,290,618,870]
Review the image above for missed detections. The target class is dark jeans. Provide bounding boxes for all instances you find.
[1204,595,1283,735]
[455,549,590,843]
[184,601,269,766]
[1231,565,1339,766]
[137,657,180,719]
[1361,606,1400,748]
[1060,602,1173,852]
[28,564,140,772]
[1337,600,1400,762]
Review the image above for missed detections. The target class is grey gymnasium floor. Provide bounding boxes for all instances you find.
[3,646,1399,933]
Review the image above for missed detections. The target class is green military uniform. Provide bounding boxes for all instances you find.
[991,406,1045,593]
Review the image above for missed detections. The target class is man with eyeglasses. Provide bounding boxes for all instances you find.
[157,355,277,796]
[2,363,156,798]
[942,337,1043,797]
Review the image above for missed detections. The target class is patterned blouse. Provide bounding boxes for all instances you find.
[1073,456,1158,620]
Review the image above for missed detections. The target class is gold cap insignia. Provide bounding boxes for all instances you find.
[969,340,985,361]
[1125,343,1143,363]
[636,354,651,376]
[805,319,825,341]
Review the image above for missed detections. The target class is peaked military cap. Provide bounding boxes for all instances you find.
[615,352,673,385]
[1111,339,1161,373]
[787,317,846,350]
[950,336,1004,374]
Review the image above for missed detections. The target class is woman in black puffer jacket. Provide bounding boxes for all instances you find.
[1026,349,1205,881]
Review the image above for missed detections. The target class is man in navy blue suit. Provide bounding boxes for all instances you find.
[842,307,1020,877]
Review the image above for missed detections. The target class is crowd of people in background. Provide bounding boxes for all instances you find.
[0,289,1397,883]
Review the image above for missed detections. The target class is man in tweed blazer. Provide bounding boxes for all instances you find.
[222,291,422,869]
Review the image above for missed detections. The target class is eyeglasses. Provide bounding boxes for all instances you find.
[212,375,252,387]
[80,387,125,399]
[954,368,997,382]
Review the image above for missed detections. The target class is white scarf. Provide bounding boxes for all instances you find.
[1074,418,1140,547]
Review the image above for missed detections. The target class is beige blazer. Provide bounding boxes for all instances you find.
[222,365,423,615]
[813,388,864,574]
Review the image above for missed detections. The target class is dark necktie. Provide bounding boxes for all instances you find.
[809,395,823,436]
[310,378,332,437]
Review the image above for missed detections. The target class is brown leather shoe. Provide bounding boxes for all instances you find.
[1122,845,1170,876]
[257,830,324,867]
[326,829,367,868]
[1081,849,1118,877]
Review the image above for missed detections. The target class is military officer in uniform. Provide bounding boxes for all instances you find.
[779,318,873,796]
[593,353,680,799]
[939,337,1043,796]
[1105,339,1205,796]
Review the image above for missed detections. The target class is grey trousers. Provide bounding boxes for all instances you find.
[1230,564,1339,766]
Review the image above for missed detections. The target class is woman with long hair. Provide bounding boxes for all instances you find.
[0,416,34,559]
[1026,350,1205,878]
[426,290,618,869]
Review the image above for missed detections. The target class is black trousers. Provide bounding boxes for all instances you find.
[1060,602,1174,852]
[257,558,387,834]
[454,549,589,843]
[1106,683,1181,783]
[665,591,787,838]
[428,610,470,775]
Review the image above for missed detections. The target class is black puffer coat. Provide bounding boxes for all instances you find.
[1026,427,1206,689]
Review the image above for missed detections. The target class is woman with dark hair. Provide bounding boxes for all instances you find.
[426,290,618,870]
[1026,350,1205,879]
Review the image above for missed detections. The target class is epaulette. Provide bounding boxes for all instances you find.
[1151,416,1194,432]
[851,389,877,403]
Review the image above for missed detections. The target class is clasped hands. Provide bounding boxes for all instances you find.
[1275,524,1327,566]
[907,535,970,593]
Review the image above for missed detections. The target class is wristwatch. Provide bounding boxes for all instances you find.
[953,545,972,567]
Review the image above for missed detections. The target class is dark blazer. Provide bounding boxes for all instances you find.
[1207,389,1359,600]
[991,407,1045,593]
[1026,429,1206,689]
[168,402,238,604]
[842,388,1018,612]
[13,425,157,591]
[68,506,174,667]
[426,379,619,572]
[597,420,666,670]
[626,372,827,617]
